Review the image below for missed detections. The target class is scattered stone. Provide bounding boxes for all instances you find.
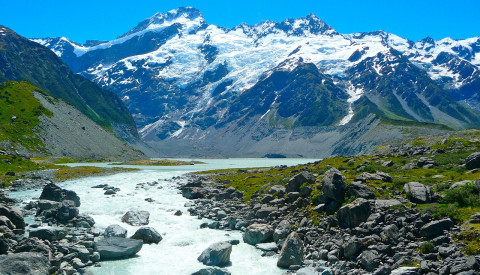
[286,172,315,193]
[465,152,480,170]
[174,210,183,216]
[104,224,127,238]
[337,198,371,228]
[322,168,346,203]
[104,189,116,195]
[243,224,273,245]
[347,182,375,199]
[197,242,232,267]
[130,227,162,244]
[403,182,433,203]
[121,210,150,226]
[277,232,304,268]
[273,220,290,243]
[95,237,143,260]
[450,180,473,189]
[0,204,25,229]
[420,218,454,238]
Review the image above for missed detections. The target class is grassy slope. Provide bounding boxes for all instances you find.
[198,130,480,255]
[0,81,52,151]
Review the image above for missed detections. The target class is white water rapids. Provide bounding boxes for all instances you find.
[10,158,318,275]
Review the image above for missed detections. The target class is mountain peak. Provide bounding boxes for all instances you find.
[119,7,205,39]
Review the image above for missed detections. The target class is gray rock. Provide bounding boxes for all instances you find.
[37,200,61,211]
[359,250,380,271]
[197,242,232,267]
[56,201,79,222]
[380,224,399,244]
[390,267,419,275]
[243,224,274,245]
[104,224,127,238]
[403,182,433,203]
[0,216,15,229]
[465,152,480,170]
[343,237,362,259]
[0,252,49,275]
[255,242,278,252]
[355,172,382,182]
[273,220,290,243]
[450,180,473,189]
[286,172,315,193]
[277,232,304,268]
[347,182,376,199]
[0,204,25,229]
[104,189,116,195]
[269,185,286,197]
[29,228,67,241]
[337,198,371,228]
[121,210,150,226]
[192,267,231,275]
[131,227,162,244]
[322,168,346,203]
[375,199,402,208]
[39,183,80,207]
[419,218,454,238]
[95,237,143,260]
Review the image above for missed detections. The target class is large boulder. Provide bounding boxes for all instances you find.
[286,172,315,193]
[403,182,433,203]
[419,219,454,238]
[104,224,127,238]
[243,224,273,245]
[322,168,346,203]
[95,237,143,260]
[273,220,290,243]
[197,242,232,267]
[347,182,375,199]
[0,204,25,229]
[131,227,162,244]
[277,232,304,268]
[0,252,49,275]
[29,228,67,242]
[465,152,480,170]
[121,210,150,226]
[39,183,80,207]
[337,198,371,228]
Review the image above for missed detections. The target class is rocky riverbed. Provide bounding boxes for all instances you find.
[178,135,480,275]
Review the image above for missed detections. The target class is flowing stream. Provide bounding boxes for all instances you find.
[10,158,318,275]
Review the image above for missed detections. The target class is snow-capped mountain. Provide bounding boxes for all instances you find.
[32,7,480,157]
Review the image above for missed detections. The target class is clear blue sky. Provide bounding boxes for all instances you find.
[1,0,479,43]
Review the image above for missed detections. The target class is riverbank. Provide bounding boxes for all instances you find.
[179,130,480,274]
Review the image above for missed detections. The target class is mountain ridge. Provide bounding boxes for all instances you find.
[31,7,480,157]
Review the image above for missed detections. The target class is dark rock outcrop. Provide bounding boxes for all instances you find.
[39,183,81,207]
[0,204,25,229]
[322,168,346,203]
[286,172,315,193]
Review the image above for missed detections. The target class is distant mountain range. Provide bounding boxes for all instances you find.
[30,7,480,157]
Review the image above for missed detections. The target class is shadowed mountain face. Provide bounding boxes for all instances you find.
[0,26,138,141]
[31,7,480,157]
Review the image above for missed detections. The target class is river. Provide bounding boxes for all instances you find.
[10,158,318,275]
